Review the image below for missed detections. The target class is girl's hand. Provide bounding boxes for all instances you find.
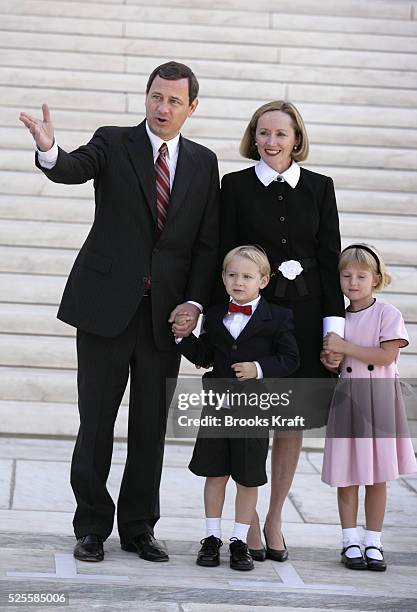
[323,332,346,354]
[231,362,257,381]
[320,350,341,373]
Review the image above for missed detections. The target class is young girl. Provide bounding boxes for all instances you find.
[321,243,417,572]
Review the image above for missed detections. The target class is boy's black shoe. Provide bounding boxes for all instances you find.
[229,537,254,571]
[196,535,223,567]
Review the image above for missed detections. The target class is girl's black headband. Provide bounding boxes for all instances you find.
[341,244,381,274]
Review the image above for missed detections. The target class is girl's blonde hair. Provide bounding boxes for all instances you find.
[339,244,391,291]
[223,245,270,277]
[239,100,309,163]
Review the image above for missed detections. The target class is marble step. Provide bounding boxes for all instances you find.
[0,244,416,295]
[2,13,417,53]
[0,219,90,248]
[0,15,417,55]
[1,190,416,223]
[0,399,127,437]
[0,303,73,336]
[1,164,416,197]
[2,61,417,95]
[127,56,417,90]
[4,77,417,130]
[2,269,417,318]
[116,0,414,20]
[3,107,417,148]
[5,137,417,173]
[1,213,416,252]
[0,195,94,223]
[125,21,417,54]
[3,1,417,36]
[0,33,280,65]
[1,324,416,372]
[2,0,414,26]
[0,0,270,29]
[1,297,416,342]
[0,347,415,415]
[0,359,198,404]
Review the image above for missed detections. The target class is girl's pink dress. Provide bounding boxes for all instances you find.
[322,300,417,487]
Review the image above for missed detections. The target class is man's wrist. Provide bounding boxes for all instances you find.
[186,300,203,313]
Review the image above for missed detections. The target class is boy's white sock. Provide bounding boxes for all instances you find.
[342,527,362,558]
[206,517,222,540]
[364,529,383,560]
[231,522,250,543]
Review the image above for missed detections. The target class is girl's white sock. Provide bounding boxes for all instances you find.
[364,529,383,560]
[206,517,222,539]
[231,522,250,543]
[342,527,362,558]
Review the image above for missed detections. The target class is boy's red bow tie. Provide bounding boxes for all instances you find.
[228,303,252,316]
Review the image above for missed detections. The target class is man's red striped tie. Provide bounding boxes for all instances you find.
[155,142,170,233]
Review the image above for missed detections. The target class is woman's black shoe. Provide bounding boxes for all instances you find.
[263,527,288,562]
[248,547,267,562]
[364,546,387,572]
[196,535,223,567]
[341,544,367,570]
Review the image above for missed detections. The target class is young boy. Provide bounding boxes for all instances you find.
[174,245,299,571]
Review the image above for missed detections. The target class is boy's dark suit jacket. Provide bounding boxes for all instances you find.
[179,296,299,381]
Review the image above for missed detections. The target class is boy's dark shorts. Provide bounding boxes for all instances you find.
[188,435,269,487]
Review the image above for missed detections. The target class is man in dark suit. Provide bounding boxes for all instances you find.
[19,61,220,562]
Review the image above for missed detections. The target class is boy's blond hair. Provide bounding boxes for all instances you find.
[223,245,270,277]
[339,243,391,291]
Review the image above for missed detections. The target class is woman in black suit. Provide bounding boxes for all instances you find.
[219,101,345,560]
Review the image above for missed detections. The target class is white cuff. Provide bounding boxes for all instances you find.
[187,300,203,312]
[37,141,58,169]
[175,337,183,344]
[254,361,263,379]
[323,316,345,338]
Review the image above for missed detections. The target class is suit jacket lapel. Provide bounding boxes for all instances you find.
[124,121,157,224]
[167,136,197,223]
[235,297,272,342]
[211,302,236,342]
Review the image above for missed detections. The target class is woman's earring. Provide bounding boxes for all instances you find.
[293,145,298,151]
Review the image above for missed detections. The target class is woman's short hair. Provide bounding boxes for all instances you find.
[239,100,309,163]
[223,245,270,277]
[339,244,391,291]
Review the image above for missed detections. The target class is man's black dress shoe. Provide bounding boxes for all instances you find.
[73,534,104,562]
[229,538,254,571]
[196,535,223,567]
[341,544,367,570]
[364,546,387,572]
[248,547,267,562]
[121,533,169,562]
[263,527,288,562]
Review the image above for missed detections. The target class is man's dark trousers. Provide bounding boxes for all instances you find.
[72,298,180,542]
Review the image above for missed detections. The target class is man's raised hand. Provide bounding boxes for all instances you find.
[19,103,54,152]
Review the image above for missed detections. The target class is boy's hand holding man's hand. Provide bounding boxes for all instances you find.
[231,362,257,381]
[170,308,196,338]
